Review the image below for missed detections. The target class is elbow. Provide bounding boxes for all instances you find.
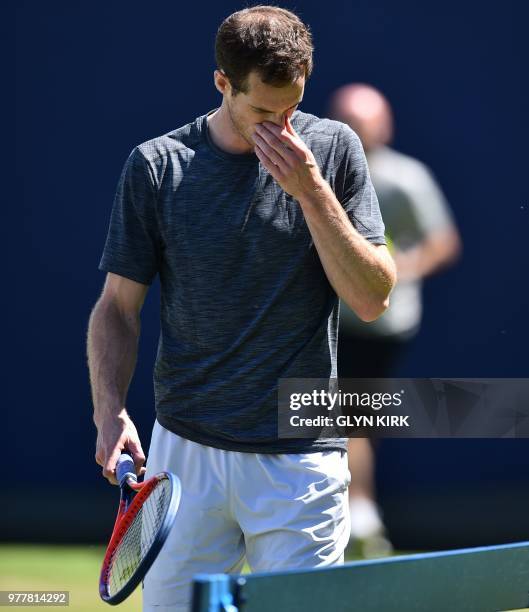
[343,256,396,322]
[356,265,396,322]
[93,295,141,336]
[446,230,463,266]
[355,296,390,322]
[345,289,391,322]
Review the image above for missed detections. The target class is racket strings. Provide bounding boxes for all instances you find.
[107,477,171,596]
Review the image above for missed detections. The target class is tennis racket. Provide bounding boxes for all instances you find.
[99,453,181,605]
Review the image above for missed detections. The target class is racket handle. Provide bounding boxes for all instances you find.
[116,453,137,487]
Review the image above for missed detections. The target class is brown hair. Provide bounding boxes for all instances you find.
[215,5,314,94]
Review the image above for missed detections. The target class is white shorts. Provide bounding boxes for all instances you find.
[142,421,350,611]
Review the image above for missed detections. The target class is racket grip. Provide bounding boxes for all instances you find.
[116,453,137,486]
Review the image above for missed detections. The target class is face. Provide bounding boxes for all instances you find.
[340,112,380,151]
[332,89,392,152]
[215,70,305,148]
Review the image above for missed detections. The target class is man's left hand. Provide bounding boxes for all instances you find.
[253,117,325,200]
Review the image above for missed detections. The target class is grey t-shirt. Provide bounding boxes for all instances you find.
[99,110,386,453]
[340,146,455,339]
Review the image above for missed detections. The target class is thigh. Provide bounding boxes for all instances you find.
[142,421,245,610]
[235,450,350,572]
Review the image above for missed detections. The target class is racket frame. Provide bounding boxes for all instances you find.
[99,469,180,605]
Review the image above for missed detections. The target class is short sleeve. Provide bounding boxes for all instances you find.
[99,147,162,285]
[334,125,386,245]
[405,164,454,236]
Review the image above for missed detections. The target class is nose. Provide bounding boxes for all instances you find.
[269,113,285,127]
[266,107,295,127]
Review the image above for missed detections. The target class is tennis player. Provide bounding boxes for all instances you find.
[88,6,396,610]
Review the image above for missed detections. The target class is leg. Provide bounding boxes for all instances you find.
[142,421,245,611]
[339,331,406,554]
[235,450,350,572]
[347,437,376,500]
[347,437,388,551]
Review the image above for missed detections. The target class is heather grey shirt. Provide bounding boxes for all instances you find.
[341,146,455,340]
[99,110,386,453]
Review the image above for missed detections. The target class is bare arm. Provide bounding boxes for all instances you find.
[87,272,149,484]
[253,118,396,322]
[295,183,396,321]
[394,225,462,282]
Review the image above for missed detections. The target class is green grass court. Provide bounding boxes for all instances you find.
[0,545,372,611]
[0,546,142,611]
[2,545,527,611]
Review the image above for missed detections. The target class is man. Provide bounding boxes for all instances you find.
[328,84,461,555]
[88,8,395,610]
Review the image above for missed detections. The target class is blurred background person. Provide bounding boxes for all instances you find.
[328,83,462,556]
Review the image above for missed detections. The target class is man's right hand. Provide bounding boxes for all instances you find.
[95,408,146,485]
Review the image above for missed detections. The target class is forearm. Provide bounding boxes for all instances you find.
[87,299,140,426]
[298,181,396,321]
[395,227,461,282]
